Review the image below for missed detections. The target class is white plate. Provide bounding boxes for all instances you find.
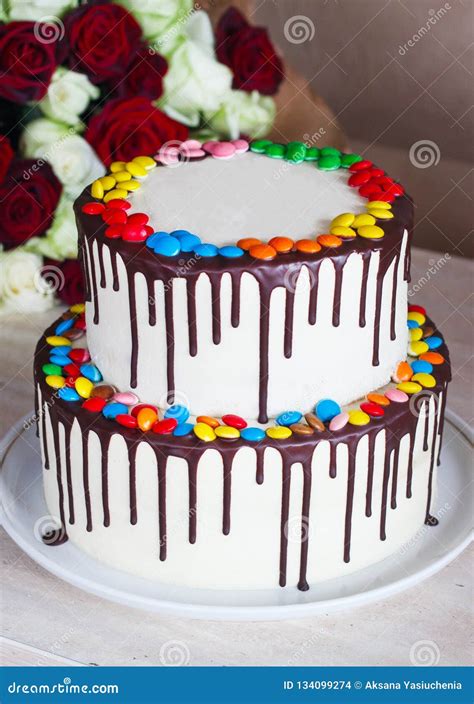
[0,411,472,621]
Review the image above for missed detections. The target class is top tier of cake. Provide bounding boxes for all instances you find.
[75,142,412,422]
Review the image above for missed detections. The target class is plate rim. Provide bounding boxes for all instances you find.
[0,410,472,621]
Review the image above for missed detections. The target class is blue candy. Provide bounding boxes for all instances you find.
[316,399,341,423]
[50,354,70,367]
[52,345,72,355]
[179,233,201,252]
[219,245,244,258]
[241,427,265,442]
[173,423,194,437]
[411,360,433,374]
[146,231,168,248]
[102,402,128,419]
[58,387,81,402]
[276,410,302,426]
[80,363,103,383]
[153,235,181,257]
[55,318,74,335]
[165,404,190,424]
[170,230,193,239]
[407,319,418,329]
[426,336,442,349]
[194,243,218,257]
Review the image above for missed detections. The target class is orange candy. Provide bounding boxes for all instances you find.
[420,352,445,365]
[392,361,413,383]
[317,234,342,248]
[295,239,322,254]
[237,237,261,250]
[137,407,158,431]
[196,415,220,428]
[249,243,277,260]
[268,236,294,253]
[367,392,390,407]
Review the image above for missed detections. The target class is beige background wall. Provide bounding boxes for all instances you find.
[254,0,473,256]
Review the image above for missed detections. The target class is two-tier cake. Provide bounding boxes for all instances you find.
[34,139,450,591]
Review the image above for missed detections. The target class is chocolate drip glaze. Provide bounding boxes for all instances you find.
[128,272,139,389]
[298,460,312,591]
[308,261,321,326]
[424,394,439,526]
[65,439,75,524]
[256,448,265,485]
[380,443,392,541]
[284,289,295,358]
[147,279,157,326]
[389,252,401,341]
[437,385,448,466]
[40,395,50,470]
[365,432,376,517]
[82,434,92,532]
[222,453,233,535]
[231,272,242,328]
[50,417,68,542]
[186,278,198,356]
[423,402,430,452]
[390,445,400,510]
[359,252,371,327]
[129,443,138,525]
[332,261,344,327]
[86,238,100,325]
[101,439,110,527]
[258,284,271,424]
[164,287,175,404]
[188,462,197,544]
[110,250,120,291]
[406,434,414,499]
[156,450,168,561]
[279,459,291,587]
[98,241,107,289]
[210,276,222,345]
[329,442,337,479]
[343,450,356,563]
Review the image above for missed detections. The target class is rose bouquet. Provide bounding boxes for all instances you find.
[0,1,283,313]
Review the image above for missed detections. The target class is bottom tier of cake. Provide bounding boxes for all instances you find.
[34,312,450,591]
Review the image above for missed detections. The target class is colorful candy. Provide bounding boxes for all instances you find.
[137,407,158,431]
[215,425,240,439]
[103,402,128,419]
[316,399,341,423]
[348,410,370,426]
[360,402,385,418]
[397,381,422,394]
[165,405,190,424]
[222,414,247,429]
[266,426,292,440]
[153,418,178,434]
[241,427,265,442]
[276,410,302,426]
[304,413,325,432]
[385,389,408,403]
[411,372,436,388]
[75,376,93,399]
[329,412,349,431]
[193,422,216,442]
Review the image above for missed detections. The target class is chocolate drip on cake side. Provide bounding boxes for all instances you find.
[359,251,371,327]
[425,394,440,526]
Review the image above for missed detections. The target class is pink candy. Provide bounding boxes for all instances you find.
[329,412,349,431]
[204,141,236,159]
[232,139,249,154]
[385,388,409,403]
[181,139,202,150]
[113,391,140,406]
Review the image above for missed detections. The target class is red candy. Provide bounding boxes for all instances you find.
[105,225,124,239]
[82,397,106,412]
[375,191,395,202]
[386,183,404,197]
[222,414,247,429]
[360,402,385,418]
[359,183,383,198]
[128,213,149,227]
[82,202,105,215]
[102,209,127,225]
[348,171,372,187]
[122,224,148,242]
[69,348,90,363]
[408,304,426,315]
[349,160,373,172]
[64,376,77,388]
[152,418,178,434]
[369,168,385,178]
[116,414,138,428]
[64,363,81,378]
[74,317,86,330]
[131,404,157,418]
[106,199,131,210]
[144,225,154,236]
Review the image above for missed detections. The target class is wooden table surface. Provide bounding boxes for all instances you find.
[0,247,472,667]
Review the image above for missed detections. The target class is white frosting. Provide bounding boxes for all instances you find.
[40,387,442,589]
[129,152,366,243]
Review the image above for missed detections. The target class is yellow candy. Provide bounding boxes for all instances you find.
[91,179,104,199]
[366,201,392,210]
[70,303,85,314]
[132,155,156,170]
[99,175,116,190]
[266,426,292,440]
[120,179,141,192]
[330,213,355,228]
[103,189,128,203]
[412,372,436,388]
[408,341,429,357]
[352,213,376,227]
[367,208,394,220]
[407,311,426,326]
[113,170,132,182]
[397,381,422,394]
[409,327,423,342]
[75,376,93,399]
[330,225,356,238]
[215,425,240,439]
[45,375,65,389]
[46,335,70,346]
[357,225,385,239]
[110,161,127,173]
[126,162,147,178]
[193,422,216,442]
[348,410,370,426]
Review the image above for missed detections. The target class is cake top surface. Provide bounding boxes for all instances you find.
[128,152,365,244]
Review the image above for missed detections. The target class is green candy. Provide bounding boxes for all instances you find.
[250,139,272,153]
[286,141,307,163]
[304,146,320,161]
[340,153,363,168]
[265,143,286,159]
[42,363,63,376]
[320,146,341,157]
[317,154,341,171]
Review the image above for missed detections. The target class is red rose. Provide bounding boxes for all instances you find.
[47,258,84,306]
[216,8,284,95]
[64,2,142,83]
[112,45,167,100]
[0,160,62,249]
[0,135,14,184]
[0,22,59,104]
[85,97,188,166]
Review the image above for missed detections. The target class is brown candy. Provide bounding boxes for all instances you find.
[304,413,325,432]
[62,328,85,341]
[422,325,434,338]
[90,384,117,400]
[290,423,314,436]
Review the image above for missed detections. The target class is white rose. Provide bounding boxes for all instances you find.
[20,118,73,158]
[116,0,192,50]
[7,0,77,21]
[39,67,99,127]
[25,195,78,261]
[205,90,276,140]
[160,12,232,127]
[0,249,57,314]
